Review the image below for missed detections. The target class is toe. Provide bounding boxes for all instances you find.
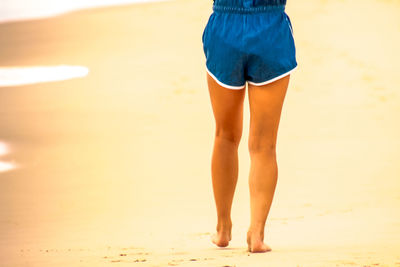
[211,233,217,244]
[263,244,272,252]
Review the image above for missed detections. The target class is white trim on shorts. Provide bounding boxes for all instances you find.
[247,65,297,86]
[206,66,246,90]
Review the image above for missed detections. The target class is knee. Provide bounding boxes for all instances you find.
[215,127,242,146]
[248,137,277,156]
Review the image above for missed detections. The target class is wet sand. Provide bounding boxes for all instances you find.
[0,0,400,266]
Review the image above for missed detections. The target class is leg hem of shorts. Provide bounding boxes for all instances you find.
[206,66,246,90]
[247,65,297,86]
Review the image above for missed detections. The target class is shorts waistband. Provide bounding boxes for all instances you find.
[213,0,286,14]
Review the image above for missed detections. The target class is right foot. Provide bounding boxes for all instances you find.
[246,230,271,253]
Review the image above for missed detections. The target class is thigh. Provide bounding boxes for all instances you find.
[247,75,290,150]
[207,73,246,143]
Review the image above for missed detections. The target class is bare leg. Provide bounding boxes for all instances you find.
[206,73,246,247]
[246,75,290,253]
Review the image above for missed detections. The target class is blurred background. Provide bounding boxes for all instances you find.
[0,0,168,23]
[0,0,399,266]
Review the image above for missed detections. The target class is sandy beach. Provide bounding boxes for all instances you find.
[0,0,400,266]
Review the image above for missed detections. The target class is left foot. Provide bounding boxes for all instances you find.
[211,222,232,247]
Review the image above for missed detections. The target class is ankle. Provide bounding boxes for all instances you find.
[216,219,232,231]
[247,227,264,238]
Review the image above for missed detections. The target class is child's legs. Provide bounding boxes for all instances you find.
[206,72,246,228]
[247,75,290,240]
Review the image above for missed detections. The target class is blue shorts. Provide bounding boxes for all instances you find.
[202,0,297,90]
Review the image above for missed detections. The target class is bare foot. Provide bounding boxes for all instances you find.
[246,230,271,253]
[211,222,232,248]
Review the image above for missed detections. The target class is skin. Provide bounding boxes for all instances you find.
[206,73,290,253]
